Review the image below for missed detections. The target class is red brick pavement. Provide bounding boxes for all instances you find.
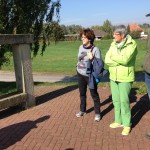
[0,84,150,150]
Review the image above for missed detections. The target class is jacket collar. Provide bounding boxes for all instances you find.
[83,44,94,49]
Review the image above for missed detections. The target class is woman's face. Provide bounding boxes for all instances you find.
[113,32,125,43]
[81,34,91,46]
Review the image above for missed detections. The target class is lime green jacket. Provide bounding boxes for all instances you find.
[105,35,137,82]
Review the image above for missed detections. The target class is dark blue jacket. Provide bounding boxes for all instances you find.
[86,57,108,89]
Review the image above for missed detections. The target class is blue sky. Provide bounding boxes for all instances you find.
[59,0,150,27]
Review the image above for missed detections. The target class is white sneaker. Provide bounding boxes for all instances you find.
[76,111,86,117]
[94,114,101,122]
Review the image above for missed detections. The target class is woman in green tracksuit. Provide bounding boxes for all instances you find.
[105,25,137,136]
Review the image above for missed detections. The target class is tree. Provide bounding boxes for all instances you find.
[91,25,102,31]
[130,31,141,39]
[45,21,65,44]
[101,19,113,39]
[101,19,113,34]
[0,0,61,67]
[141,23,150,33]
[60,25,68,35]
[126,24,141,39]
[63,25,83,35]
[127,24,130,34]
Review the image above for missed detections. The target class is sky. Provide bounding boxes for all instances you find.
[59,0,150,27]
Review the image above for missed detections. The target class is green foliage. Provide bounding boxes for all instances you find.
[127,24,130,34]
[34,82,78,86]
[133,82,147,95]
[0,45,13,68]
[101,20,113,35]
[0,82,17,96]
[130,31,141,39]
[64,34,80,41]
[101,34,113,40]
[141,23,150,32]
[45,21,65,44]
[61,24,83,35]
[127,24,141,39]
[0,0,61,66]
[91,25,102,31]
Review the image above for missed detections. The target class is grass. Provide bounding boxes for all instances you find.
[0,80,147,96]
[133,82,147,95]
[0,82,17,97]
[0,39,148,95]
[1,39,148,74]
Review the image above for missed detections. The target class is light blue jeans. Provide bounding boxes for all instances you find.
[145,72,150,100]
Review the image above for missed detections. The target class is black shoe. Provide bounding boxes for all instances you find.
[145,133,150,139]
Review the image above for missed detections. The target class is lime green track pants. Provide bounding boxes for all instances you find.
[110,80,132,127]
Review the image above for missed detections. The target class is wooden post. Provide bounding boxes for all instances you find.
[21,44,35,107]
[12,45,24,92]
[0,34,35,109]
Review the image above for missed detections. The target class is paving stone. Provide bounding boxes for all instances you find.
[0,85,150,150]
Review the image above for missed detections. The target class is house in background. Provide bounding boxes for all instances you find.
[93,30,108,40]
[129,23,148,39]
[64,30,108,41]
[129,24,143,32]
[64,34,79,41]
[141,31,148,39]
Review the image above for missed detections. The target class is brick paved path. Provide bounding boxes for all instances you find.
[0,84,150,150]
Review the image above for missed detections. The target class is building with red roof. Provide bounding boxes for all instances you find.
[129,24,143,32]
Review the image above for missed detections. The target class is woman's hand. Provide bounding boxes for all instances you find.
[87,51,93,60]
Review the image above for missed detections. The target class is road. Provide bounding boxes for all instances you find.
[0,71,77,82]
[0,71,145,82]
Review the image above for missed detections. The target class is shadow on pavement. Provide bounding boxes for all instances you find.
[82,95,113,118]
[130,88,138,103]
[86,107,94,114]
[131,93,150,128]
[36,85,78,105]
[101,95,114,118]
[100,87,139,119]
[0,115,50,150]
[61,75,77,82]
[0,105,23,119]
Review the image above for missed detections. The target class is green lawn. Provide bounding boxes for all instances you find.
[1,39,148,75]
[0,82,17,98]
[0,39,148,95]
